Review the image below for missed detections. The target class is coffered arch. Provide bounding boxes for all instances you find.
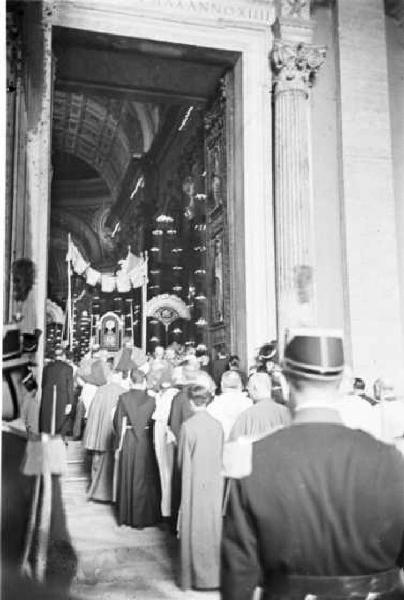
[52,91,157,198]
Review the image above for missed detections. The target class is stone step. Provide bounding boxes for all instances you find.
[73,580,219,600]
[66,440,87,462]
[62,475,88,502]
[66,458,89,479]
[76,540,177,584]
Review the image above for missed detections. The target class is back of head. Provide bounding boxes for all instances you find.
[221,370,242,392]
[193,370,216,395]
[188,384,212,407]
[248,372,272,402]
[85,360,107,386]
[130,368,146,387]
[228,355,240,369]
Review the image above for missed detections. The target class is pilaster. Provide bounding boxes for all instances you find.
[337,0,404,392]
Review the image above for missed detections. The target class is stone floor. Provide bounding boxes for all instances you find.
[63,478,220,600]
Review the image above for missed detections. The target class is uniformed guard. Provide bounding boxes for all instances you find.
[222,329,404,600]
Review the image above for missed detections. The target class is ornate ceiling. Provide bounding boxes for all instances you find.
[52,91,159,199]
[385,0,404,27]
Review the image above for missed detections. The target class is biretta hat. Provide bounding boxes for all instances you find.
[353,377,366,391]
[282,329,344,381]
[258,341,277,361]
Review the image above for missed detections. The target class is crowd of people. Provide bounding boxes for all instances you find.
[4,332,404,599]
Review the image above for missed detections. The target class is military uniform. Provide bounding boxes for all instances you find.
[222,330,404,600]
[222,415,404,599]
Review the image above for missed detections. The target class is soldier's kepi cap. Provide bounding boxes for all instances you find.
[282,328,344,381]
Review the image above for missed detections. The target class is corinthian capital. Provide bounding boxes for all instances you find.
[271,40,327,94]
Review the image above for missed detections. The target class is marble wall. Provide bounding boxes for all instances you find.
[386,14,404,356]
[310,3,345,333]
[336,0,404,391]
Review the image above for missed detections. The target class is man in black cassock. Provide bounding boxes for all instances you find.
[39,347,74,435]
[222,330,404,600]
[113,369,161,528]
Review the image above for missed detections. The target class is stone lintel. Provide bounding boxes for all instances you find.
[53,0,276,30]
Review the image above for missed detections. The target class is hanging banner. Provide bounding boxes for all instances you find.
[101,274,116,293]
[46,298,64,325]
[66,237,147,291]
[116,270,131,293]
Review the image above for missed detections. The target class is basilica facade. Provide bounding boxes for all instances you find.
[4,0,404,392]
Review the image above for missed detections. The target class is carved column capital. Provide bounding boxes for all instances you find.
[271,40,326,94]
[7,9,22,92]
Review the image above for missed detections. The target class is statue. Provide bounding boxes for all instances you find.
[211,148,223,209]
[11,258,37,334]
[213,237,224,322]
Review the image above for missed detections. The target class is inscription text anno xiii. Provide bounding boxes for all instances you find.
[132,0,273,23]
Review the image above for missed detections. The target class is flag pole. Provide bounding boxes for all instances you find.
[141,251,148,354]
[67,233,73,352]
[128,298,134,347]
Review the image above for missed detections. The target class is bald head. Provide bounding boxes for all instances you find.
[221,370,242,392]
[248,372,272,402]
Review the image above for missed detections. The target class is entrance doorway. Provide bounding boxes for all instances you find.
[48,28,246,362]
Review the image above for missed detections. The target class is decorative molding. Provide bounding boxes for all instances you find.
[271,40,326,94]
[204,78,226,214]
[280,0,309,20]
[6,9,22,92]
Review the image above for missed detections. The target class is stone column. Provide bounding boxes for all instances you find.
[272,40,326,341]
[23,1,54,381]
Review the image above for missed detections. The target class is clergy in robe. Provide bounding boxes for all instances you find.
[208,370,252,440]
[169,363,216,525]
[229,372,291,442]
[83,370,125,502]
[78,360,107,417]
[178,384,224,590]
[152,373,178,518]
[39,346,74,435]
[113,369,161,528]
